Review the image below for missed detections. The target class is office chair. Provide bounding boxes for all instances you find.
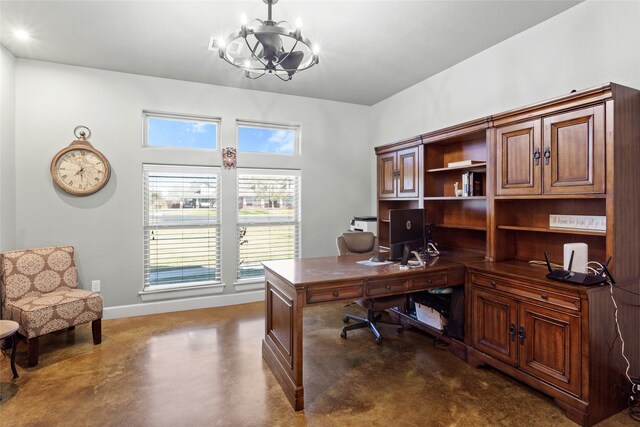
[336,232,405,344]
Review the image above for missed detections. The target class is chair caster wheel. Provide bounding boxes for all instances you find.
[397,327,404,334]
[342,316,350,323]
[340,330,347,339]
[375,337,383,345]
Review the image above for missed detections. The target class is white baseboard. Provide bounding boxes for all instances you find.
[103,290,265,319]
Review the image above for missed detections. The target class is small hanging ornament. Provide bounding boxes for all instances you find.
[222,147,237,169]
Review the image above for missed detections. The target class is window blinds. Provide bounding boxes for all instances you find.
[237,170,301,280]
[143,165,221,288]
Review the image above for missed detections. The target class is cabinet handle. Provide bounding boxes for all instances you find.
[540,294,548,300]
[509,323,516,342]
[385,284,391,290]
[518,326,526,345]
[533,147,541,166]
[332,291,339,297]
[490,281,496,287]
[543,147,551,165]
[428,279,433,284]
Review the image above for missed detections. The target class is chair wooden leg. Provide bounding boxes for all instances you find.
[92,319,102,345]
[28,337,39,367]
[10,334,19,379]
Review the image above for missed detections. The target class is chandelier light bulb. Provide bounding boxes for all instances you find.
[243,59,251,69]
[313,44,320,55]
[295,18,303,29]
[240,13,248,25]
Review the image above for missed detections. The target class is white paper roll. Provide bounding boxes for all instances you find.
[564,243,588,273]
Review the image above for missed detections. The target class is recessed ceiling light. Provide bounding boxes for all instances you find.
[13,29,31,41]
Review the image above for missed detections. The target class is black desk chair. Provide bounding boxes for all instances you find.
[337,232,405,344]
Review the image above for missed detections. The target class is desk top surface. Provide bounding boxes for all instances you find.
[262,254,466,287]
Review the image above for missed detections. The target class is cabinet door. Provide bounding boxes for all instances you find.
[543,105,605,194]
[518,301,581,396]
[495,120,542,195]
[397,146,419,198]
[472,287,518,366]
[378,152,397,198]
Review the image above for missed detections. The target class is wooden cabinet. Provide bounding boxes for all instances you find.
[471,279,581,396]
[518,301,581,396]
[543,105,605,194]
[376,83,640,426]
[471,287,518,365]
[496,105,605,196]
[377,146,419,199]
[495,119,541,195]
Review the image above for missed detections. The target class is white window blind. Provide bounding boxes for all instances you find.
[143,165,221,289]
[237,169,301,281]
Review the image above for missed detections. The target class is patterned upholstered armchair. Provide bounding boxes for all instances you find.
[0,246,103,366]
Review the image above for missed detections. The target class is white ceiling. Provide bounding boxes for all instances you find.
[0,1,582,106]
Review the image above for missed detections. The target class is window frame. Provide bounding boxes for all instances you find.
[143,111,221,152]
[236,120,301,156]
[235,168,301,285]
[141,164,223,296]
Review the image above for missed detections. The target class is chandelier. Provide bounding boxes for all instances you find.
[209,0,319,81]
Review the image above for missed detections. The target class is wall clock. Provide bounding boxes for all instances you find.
[50,126,111,196]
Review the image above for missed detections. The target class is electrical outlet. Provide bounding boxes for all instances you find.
[91,280,101,292]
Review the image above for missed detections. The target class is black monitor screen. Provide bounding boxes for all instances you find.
[389,208,425,260]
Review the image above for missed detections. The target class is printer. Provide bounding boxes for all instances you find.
[349,216,377,235]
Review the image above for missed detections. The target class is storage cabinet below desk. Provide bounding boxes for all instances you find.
[466,263,627,426]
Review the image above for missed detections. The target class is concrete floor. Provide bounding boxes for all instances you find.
[0,301,635,426]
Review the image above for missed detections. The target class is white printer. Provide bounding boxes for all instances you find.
[349,216,377,235]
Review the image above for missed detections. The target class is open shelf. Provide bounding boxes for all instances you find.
[424,196,486,201]
[430,223,486,231]
[497,225,605,236]
[427,162,487,173]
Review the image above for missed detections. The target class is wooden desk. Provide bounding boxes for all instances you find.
[261,253,466,410]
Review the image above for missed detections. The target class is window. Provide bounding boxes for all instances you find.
[143,165,221,290]
[237,121,299,155]
[144,112,219,150]
[237,169,301,281]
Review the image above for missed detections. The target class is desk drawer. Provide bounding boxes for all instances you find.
[306,283,363,305]
[471,274,580,311]
[412,273,448,290]
[366,279,410,297]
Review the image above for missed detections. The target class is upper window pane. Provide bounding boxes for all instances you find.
[237,124,298,155]
[145,114,218,150]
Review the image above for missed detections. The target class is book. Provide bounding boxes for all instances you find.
[469,172,484,196]
[447,160,484,168]
[462,172,469,197]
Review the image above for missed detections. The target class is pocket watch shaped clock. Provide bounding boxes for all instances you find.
[50,126,111,196]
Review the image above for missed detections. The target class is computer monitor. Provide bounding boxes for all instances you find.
[389,208,425,260]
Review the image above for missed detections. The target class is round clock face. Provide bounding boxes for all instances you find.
[51,147,111,196]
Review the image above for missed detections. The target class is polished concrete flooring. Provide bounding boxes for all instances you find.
[0,301,635,426]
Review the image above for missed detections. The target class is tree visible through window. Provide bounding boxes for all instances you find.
[143,165,221,289]
[237,170,300,280]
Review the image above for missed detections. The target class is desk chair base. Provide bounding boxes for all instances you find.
[341,310,404,345]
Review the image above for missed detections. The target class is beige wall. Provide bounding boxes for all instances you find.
[0,46,16,251]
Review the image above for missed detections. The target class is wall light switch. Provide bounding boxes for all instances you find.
[91,280,101,292]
